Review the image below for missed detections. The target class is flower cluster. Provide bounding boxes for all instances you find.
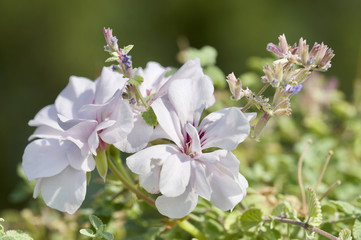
[22,28,255,218]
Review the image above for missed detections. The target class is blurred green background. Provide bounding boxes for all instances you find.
[1,0,361,211]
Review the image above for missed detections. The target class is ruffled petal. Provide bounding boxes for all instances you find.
[155,185,198,219]
[197,150,228,164]
[94,67,128,104]
[139,159,162,194]
[22,139,70,181]
[67,143,95,172]
[137,62,170,97]
[55,76,95,119]
[206,157,248,211]
[39,166,87,214]
[199,107,251,151]
[28,105,61,130]
[167,77,214,127]
[113,113,153,153]
[191,160,211,200]
[159,152,191,197]
[126,144,179,175]
[152,97,183,148]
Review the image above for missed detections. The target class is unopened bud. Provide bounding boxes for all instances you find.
[226,73,243,100]
[298,38,309,64]
[267,43,283,57]
[278,34,289,54]
[95,149,108,181]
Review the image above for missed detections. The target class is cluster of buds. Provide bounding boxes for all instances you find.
[267,34,335,72]
[229,34,335,140]
[227,73,271,111]
[104,28,134,77]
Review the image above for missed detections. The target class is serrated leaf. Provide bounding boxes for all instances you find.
[339,228,352,240]
[271,203,286,216]
[353,219,361,240]
[330,201,359,215]
[79,229,95,237]
[122,45,134,55]
[141,107,158,127]
[240,208,263,231]
[128,75,144,86]
[89,215,103,231]
[224,211,240,231]
[105,56,119,63]
[306,187,322,227]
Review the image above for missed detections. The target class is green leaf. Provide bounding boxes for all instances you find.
[89,215,103,231]
[224,211,240,231]
[353,219,361,240]
[122,45,134,55]
[180,46,217,67]
[94,150,108,181]
[271,203,286,216]
[240,208,263,231]
[306,187,322,227]
[339,228,352,240]
[102,232,114,240]
[141,107,158,127]
[79,229,95,237]
[105,56,119,63]
[321,203,337,215]
[128,75,144,86]
[2,230,33,240]
[204,66,226,89]
[330,200,359,215]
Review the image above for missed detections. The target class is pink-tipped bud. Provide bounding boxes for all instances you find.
[267,43,283,57]
[298,38,309,64]
[315,42,328,65]
[226,72,243,100]
[278,34,289,54]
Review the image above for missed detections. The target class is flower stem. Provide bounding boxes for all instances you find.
[298,139,312,215]
[107,158,155,207]
[133,84,149,108]
[178,220,207,240]
[263,216,339,240]
[241,83,270,112]
[109,147,135,185]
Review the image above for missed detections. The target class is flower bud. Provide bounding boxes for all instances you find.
[298,38,309,65]
[226,72,243,100]
[278,34,289,54]
[95,149,108,181]
[266,43,283,57]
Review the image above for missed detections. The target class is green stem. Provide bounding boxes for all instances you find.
[133,84,149,108]
[109,147,135,185]
[178,220,207,240]
[241,83,270,112]
[107,158,155,207]
[263,216,339,240]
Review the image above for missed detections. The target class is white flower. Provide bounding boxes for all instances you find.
[22,67,134,213]
[127,60,256,218]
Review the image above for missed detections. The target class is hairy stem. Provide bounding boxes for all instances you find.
[133,84,149,108]
[178,220,207,240]
[315,150,334,192]
[107,158,155,207]
[319,180,341,201]
[241,83,270,112]
[263,216,339,240]
[298,139,312,215]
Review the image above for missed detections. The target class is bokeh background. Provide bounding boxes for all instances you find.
[1,0,361,211]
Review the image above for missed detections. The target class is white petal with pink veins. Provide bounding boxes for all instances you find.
[39,166,86,214]
[22,139,69,181]
[184,123,202,155]
[155,185,198,219]
[191,160,211,200]
[159,152,191,197]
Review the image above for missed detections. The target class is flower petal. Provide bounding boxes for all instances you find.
[167,77,214,127]
[159,152,191,197]
[29,104,61,130]
[191,160,211,200]
[126,144,178,175]
[139,159,162,194]
[22,139,70,181]
[152,97,183,148]
[113,113,153,153]
[39,166,86,214]
[137,62,170,97]
[67,143,95,172]
[94,67,128,104]
[199,107,251,151]
[155,185,198,219]
[55,76,95,119]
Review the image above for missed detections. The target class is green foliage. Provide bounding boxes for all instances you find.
[128,75,144,86]
[339,228,352,240]
[0,218,33,240]
[306,187,322,227]
[353,219,361,240]
[80,215,114,240]
[122,45,134,55]
[141,107,158,127]
[240,208,263,231]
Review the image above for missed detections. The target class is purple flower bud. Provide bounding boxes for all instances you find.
[266,43,283,57]
[278,34,289,54]
[285,83,303,95]
[110,36,118,44]
[122,54,132,70]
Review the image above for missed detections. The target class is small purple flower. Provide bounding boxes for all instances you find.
[285,83,303,95]
[122,54,132,70]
